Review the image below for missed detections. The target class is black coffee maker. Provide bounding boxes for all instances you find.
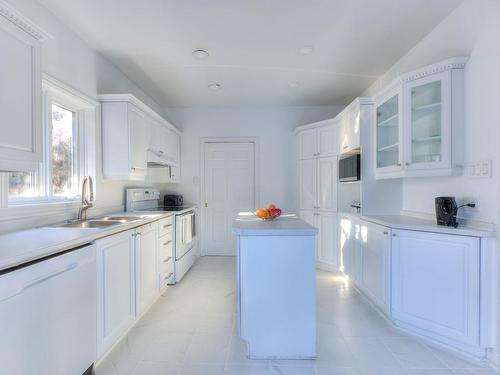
[435,197,458,228]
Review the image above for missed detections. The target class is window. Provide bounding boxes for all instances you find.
[4,75,97,207]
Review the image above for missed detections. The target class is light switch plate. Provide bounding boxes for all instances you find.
[467,160,492,178]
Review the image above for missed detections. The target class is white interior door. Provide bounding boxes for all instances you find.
[204,142,255,256]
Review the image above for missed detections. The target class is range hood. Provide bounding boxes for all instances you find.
[147,148,178,168]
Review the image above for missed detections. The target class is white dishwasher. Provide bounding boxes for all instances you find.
[0,244,97,375]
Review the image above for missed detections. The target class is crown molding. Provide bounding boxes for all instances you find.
[0,0,52,41]
[400,57,468,83]
[98,93,182,134]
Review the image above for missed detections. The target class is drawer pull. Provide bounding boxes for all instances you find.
[164,272,173,280]
[163,240,172,246]
[163,256,172,263]
[162,224,172,229]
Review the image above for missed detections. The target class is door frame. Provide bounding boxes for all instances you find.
[199,137,260,256]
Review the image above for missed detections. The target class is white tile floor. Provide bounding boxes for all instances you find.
[95,256,498,375]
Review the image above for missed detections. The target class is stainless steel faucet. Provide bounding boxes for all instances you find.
[77,176,94,220]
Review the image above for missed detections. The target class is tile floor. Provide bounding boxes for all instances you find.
[95,256,498,375]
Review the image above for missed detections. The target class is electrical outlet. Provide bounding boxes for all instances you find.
[467,160,492,178]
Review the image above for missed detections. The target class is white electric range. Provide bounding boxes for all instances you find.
[125,188,197,283]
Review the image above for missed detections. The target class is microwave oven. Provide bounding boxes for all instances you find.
[339,153,361,182]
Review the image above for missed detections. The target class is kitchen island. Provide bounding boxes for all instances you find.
[232,213,318,359]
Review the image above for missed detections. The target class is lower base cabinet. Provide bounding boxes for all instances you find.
[340,218,495,358]
[96,230,136,356]
[135,223,159,316]
[96,222,162,358]
[339,215,362,281]
[392,229,481,352]
[359,222,391,314]
[300,210,339,270]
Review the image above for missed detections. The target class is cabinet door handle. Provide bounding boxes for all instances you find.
[397,162,402,166]
[383,231,389,235]
[163,256,172,263]
[405,162,411,166]
[164,272,173,280]
[163,224,172,229]
[163,240,172,246]
[343,145,348,150]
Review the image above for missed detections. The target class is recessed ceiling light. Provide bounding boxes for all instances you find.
[289,81,300,88]
[298,45,314,56]
[208,83,222,91]
[192,49,209,59]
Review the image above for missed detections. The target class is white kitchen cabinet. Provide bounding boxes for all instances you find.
[374,85,403,174]
[392,229,480,350]
[0,5,50,172]
[165,127,181,164]
[100,99,149,180]
[300,210,339,270]
[300,157,338,212]
[374,58,466,179]
[298,122,337,159]
[339,215,362,282]
[317,212,339,269]
[96,230,136,356]
[299,159,317,210]
[360,221,391,314]
[338,102,361,154]
[317,156,338,211]
[149,120,181,167]
[135,223,159,316]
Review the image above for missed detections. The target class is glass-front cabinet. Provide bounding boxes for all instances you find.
[374,57,466,179]
[404,71,450,170]
[375,90,402,171]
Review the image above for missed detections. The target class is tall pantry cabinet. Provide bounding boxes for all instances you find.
[297,119,339,270]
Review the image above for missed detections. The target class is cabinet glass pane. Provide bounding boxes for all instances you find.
[376,94,399,168]
[410,80,442,164]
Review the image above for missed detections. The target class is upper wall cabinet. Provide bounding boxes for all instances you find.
[338,102,360,154]
[0,3,51,172]
[298,119,337,159]
[100,99,149,180]
[374,58,467,179]
[99,94,181,181]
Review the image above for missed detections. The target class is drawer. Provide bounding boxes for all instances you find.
[158,216,174,237]
[159,236,173,260]
[159,260,174,284]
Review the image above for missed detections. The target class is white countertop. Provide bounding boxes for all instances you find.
[0,211,173,272]
[342,213,496,238]
[232,214,318,236]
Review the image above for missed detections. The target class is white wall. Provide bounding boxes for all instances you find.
[363,0,500,226]
[1,0,169,232]
[161,106,343,213]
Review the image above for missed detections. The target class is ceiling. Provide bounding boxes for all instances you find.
[38,0,462,107]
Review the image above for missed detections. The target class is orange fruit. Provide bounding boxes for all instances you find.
[255,208,271,219]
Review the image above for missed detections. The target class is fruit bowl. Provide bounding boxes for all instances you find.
[255,204,282,221]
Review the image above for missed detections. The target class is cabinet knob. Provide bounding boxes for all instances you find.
[392,233,397,237]
[405,162,411,166]
[383,231,389,235]
[397,162,401,166]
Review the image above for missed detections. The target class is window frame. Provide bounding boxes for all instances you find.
[1,74,97,213]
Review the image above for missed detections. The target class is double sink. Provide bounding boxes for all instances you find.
[54,216,144,229]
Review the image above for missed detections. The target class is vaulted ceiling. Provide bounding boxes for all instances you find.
[38,0,462,107]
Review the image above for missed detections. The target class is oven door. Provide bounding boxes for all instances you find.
[175,210,196,260]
